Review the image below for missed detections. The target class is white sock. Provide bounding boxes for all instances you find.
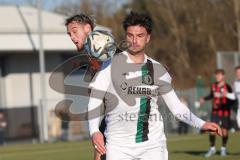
[221,146,226,150]
[210,146,216,150]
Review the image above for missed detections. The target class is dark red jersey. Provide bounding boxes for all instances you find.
[204,82,233,117]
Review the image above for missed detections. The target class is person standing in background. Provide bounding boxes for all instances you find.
[0,110,7,145]
[233,66,240,130]
[199,69,233,157]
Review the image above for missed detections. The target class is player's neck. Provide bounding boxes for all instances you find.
[217,80,225,87]
[127,52,145,64]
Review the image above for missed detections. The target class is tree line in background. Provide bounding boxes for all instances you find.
[5,0,238,88]
[91,0,238,89]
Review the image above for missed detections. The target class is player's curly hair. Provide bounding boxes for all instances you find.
[123,11,153,34]
[65,14,95,31]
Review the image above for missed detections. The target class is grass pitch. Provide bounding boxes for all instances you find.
[0,132,239,160]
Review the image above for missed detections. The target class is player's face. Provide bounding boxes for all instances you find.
[126,25,150,55]
[67,21,91,51]
[215,73,224,82]
[235,69,240,80]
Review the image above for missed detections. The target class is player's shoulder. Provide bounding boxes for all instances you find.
[146,56,169,70]
[111,51,130,65]
[211,82,217,85]
[146,56,160,64]
[113,50,127,57]
[211,82,218,88]
[146,56,172,83]
[100,51,127,71]
[146,55,169,72]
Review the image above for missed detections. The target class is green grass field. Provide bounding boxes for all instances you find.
[0,132,239,160]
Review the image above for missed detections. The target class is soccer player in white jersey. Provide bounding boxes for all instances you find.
[234,66,240,129]
[88,11,222,160]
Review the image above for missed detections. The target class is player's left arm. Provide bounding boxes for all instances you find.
[224,84,236,100]
[160,73,222,136]
[162,90,222,136]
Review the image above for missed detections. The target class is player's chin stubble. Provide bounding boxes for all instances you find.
[127,48,145,56]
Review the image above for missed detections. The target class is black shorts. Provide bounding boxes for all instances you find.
[99,118,106,160]
[211,114,230,129]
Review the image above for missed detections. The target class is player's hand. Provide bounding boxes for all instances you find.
[199,98,205,105]
[91,131,106,155]
[201,122,222,136]
[222,90,228,96]
[94,150,102,160]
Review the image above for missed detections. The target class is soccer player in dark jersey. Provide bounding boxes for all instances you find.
[65,14,106,160]
[65,14,101,82]
[199,69,233,157]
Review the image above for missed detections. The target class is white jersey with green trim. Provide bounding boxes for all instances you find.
[88,51,205,147]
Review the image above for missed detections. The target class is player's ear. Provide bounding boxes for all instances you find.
[84,24,92,34]
[147,34,150,43]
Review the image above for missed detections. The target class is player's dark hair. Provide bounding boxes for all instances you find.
[235,65,240,71]
[123,11,153,34]
[215,69,225,75]
[65,14,95,31]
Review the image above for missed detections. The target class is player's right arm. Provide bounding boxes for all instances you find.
[88,64,111,155]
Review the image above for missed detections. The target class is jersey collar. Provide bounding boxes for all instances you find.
[122,51,148,64]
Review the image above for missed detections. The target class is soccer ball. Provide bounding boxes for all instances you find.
[84,30,116,61]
